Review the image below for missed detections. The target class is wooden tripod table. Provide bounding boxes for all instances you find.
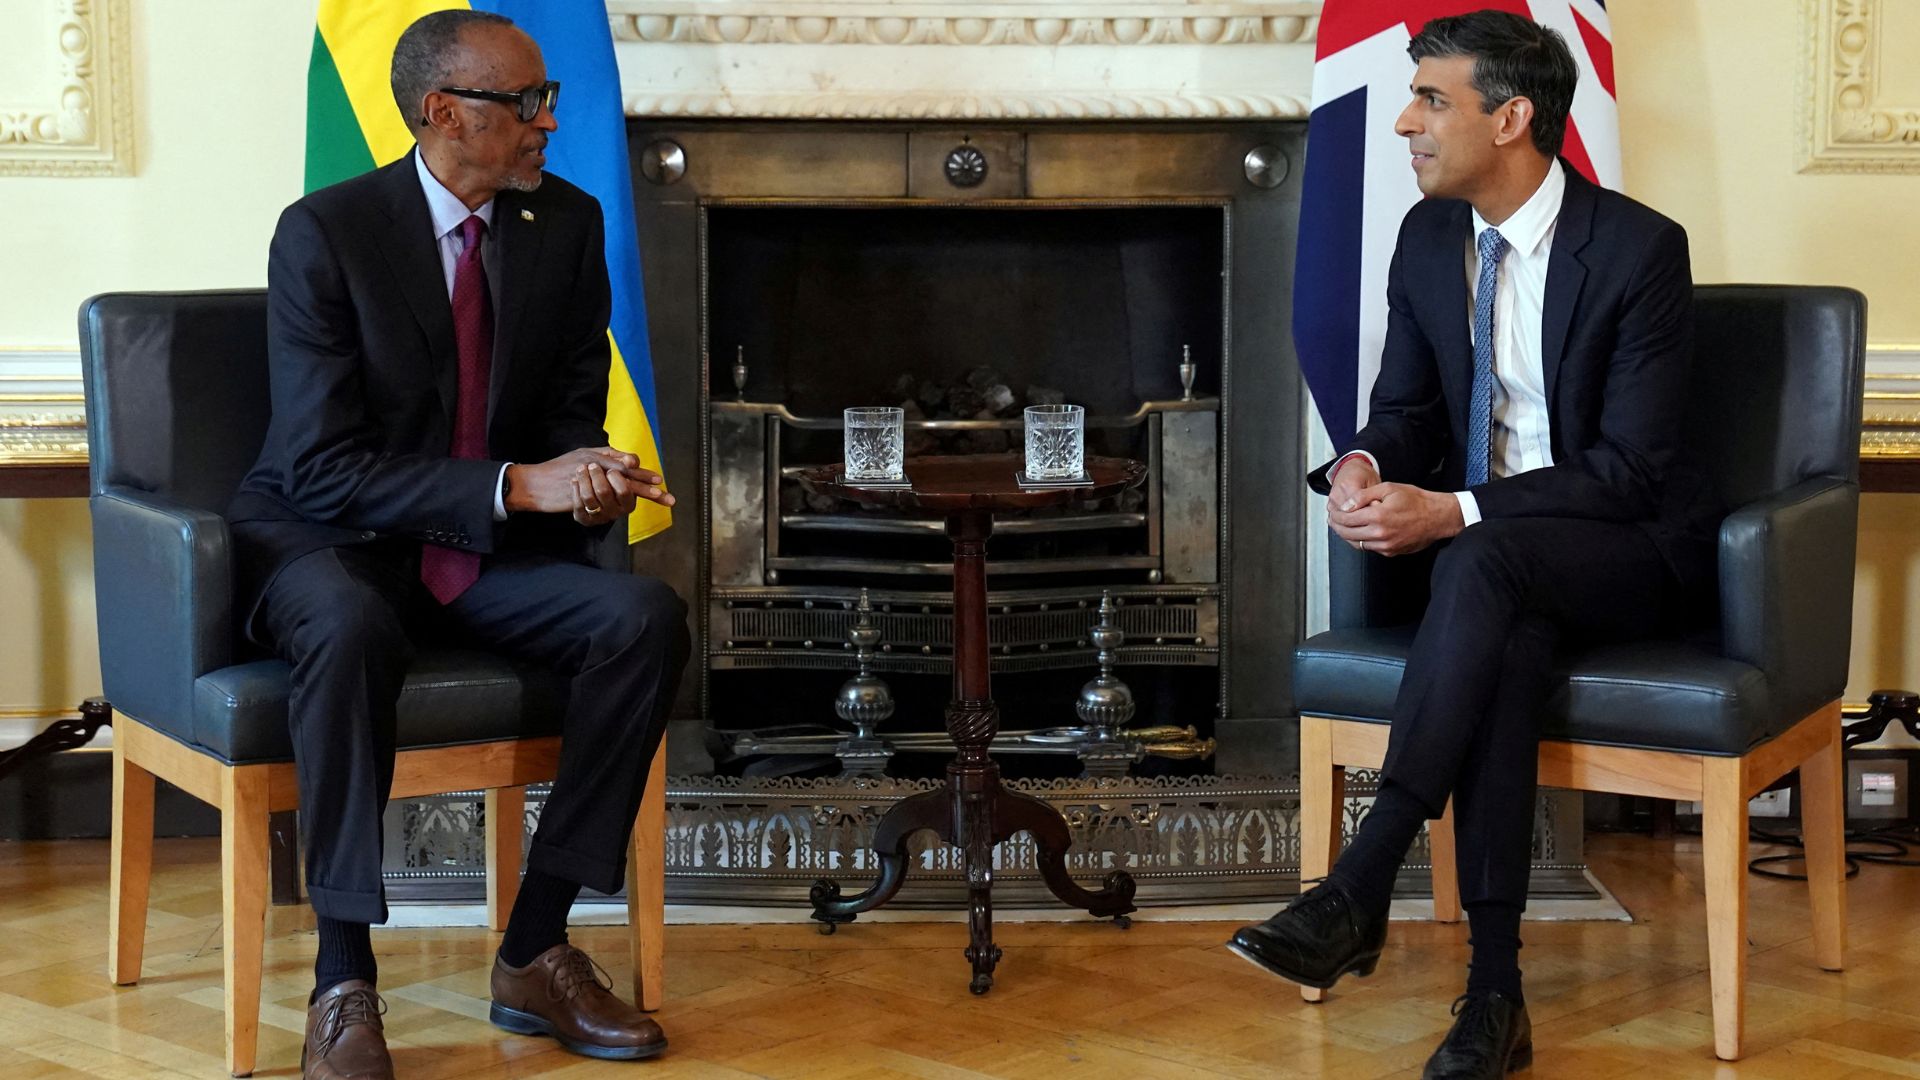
[799,453,1144,994]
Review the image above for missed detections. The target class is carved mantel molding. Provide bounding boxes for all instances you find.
[0,0,133,177]
[1801,0,1920,173]
[608,5,1319,47]
[606,0,1323,120]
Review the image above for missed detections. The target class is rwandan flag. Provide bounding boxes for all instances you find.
[305,0,671,544]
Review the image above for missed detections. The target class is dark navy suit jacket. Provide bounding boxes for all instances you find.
[1309,163,1719,580]
[228,150,616,622]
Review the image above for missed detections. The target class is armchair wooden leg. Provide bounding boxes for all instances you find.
[221,766,270,1078]
[109,732,155,986]
[628,746,667,1012]
[1798,708,1847,972]
[485,787,526,933]
[1429,798,1462,924]
[1702,756,1748,1062]
[1298,716,1344,1004]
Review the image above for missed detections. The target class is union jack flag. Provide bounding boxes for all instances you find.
[1294,0,1618,444]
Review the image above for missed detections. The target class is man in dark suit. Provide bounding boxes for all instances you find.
[228,11,688,1077]
[1227,12,1717,1079]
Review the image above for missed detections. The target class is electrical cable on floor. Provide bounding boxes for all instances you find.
[1742,693,1920,880]
[1745,823,1920,880]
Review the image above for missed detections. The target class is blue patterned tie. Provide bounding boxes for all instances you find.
[1465,227,1509,487]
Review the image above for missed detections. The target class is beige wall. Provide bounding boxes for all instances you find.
[0,2,309,711]
[4,1,1918,713]
[1613,3,1918,341]
[1614,2,1920,710]
[4,2,310,343]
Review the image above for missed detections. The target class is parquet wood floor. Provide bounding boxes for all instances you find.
[2,832,1917,1078]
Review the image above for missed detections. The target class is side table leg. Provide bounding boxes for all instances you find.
[996,787,1137,922]
[810,785,953,932]
[961,784,1000,994]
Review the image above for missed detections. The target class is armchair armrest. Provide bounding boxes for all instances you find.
[1718,477,1858,717]
[91,486,234,730]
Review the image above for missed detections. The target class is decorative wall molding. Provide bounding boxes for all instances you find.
[622,89,1310,120]
[1800,0,1920,174]
[608,0,1322,121]
[0,0,134,177]
[609,7,1319,47]
[0,349,86,464]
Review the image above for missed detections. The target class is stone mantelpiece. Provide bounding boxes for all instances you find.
[606,0,1321,120]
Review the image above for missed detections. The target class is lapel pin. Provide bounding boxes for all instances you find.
[521,209,535,221]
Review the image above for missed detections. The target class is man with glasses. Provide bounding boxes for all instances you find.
[228,11,686,1077]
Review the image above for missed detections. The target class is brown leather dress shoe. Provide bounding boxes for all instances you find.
[302,980,394,1080]
[490,944,667,1060]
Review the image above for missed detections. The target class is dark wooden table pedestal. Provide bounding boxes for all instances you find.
[801,455,1143,994]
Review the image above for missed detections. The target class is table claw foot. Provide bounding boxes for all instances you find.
[964,936,1001,996]
[808,879,859,933]
[1081,869,1138,920]
[808,849,907,928]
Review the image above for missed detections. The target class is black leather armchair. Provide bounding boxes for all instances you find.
[1290,285,1866,1062]
[82,290,667,1076]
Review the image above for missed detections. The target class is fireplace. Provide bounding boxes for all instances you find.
[583,121,1305,904]
[618,121,1305,758]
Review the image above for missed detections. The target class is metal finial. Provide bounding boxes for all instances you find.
[1090,591,1123,672]
[850,588,881,678]
[1179,345,1196,402]
[732,345,749,400]
[835,589,895,776]
[1077,590,1138,777]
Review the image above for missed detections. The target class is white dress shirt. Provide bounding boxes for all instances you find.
[414,151,511,521]
[1333,160,1565,528]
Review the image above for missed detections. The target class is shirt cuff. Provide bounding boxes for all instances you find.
[1329,450,1379,487]
[1453,490,1482,528]
[494,463,512,521]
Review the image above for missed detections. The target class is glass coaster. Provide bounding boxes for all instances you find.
[1015,470,1094,490]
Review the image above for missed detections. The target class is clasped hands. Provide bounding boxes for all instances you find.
[505,447,676,526]
[1326,457,1464,557]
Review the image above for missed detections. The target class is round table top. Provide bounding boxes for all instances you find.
[797,454,1145,511]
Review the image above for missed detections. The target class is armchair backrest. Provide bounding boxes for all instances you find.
[79,290,271,510]
[1683,285,1865,508]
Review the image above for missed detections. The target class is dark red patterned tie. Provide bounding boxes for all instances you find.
[420,214,492,604]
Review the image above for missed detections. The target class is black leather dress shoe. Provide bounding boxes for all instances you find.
[1423,989,1532,1078]
[1224,879,1387,990]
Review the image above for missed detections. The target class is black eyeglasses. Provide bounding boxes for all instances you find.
[437,80,560,123]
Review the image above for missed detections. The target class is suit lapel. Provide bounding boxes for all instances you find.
[1542,161,1595,410]
[486,188,545,435]
[372,151,460,423]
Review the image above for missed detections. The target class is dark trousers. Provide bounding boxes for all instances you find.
[1378,517,1708,910]
[254,543,691,924]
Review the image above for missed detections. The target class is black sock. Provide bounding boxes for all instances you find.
[1325,780,1429,919]
[314,917,376,1000]
[499,868,582,968]
[1465,901,1525,1001]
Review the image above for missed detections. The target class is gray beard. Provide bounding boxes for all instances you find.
[501,171,543,193]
